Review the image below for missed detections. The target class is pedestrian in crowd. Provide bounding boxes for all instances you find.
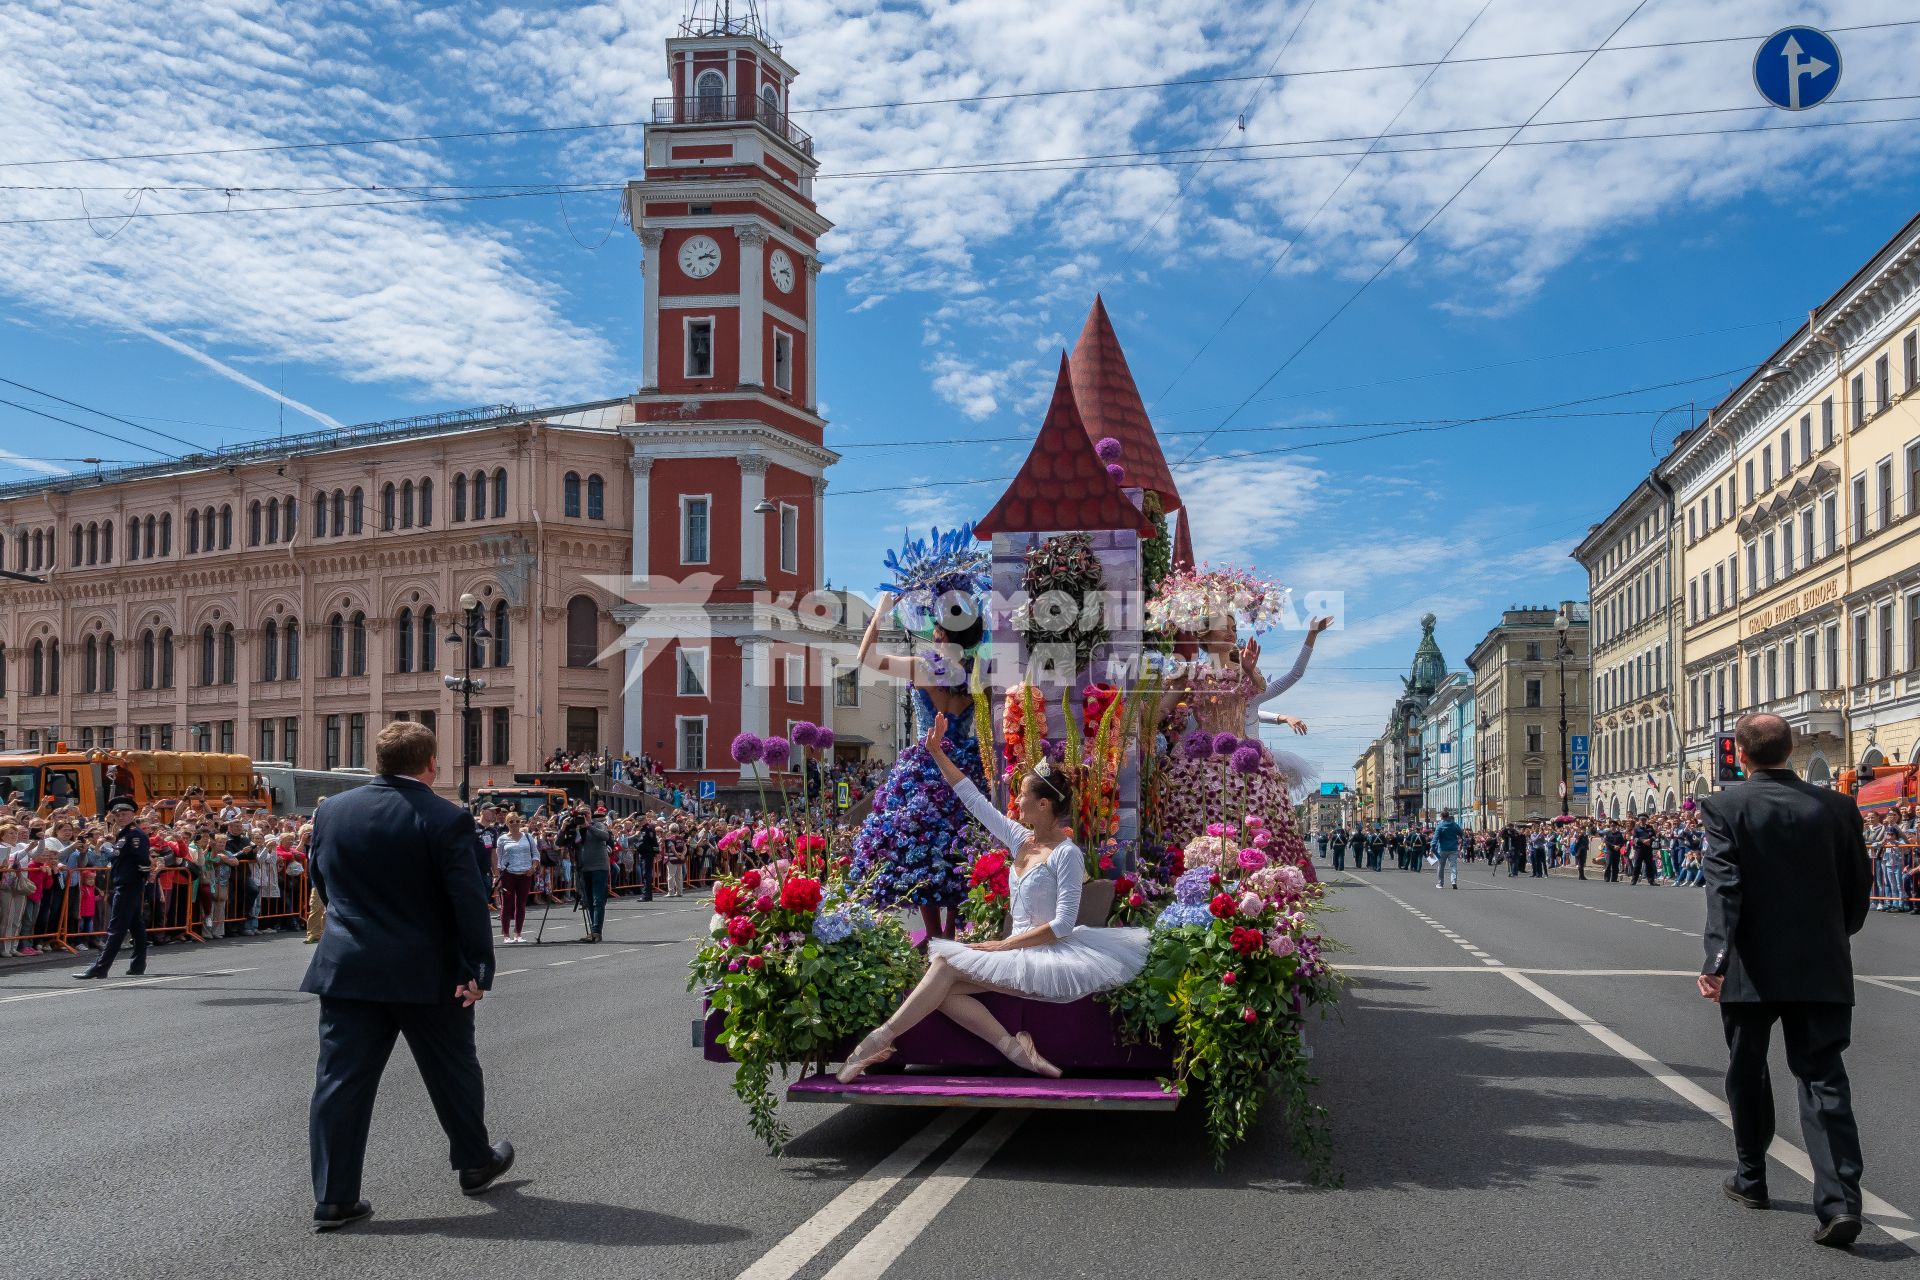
[492,813,538,945]
[1432,810,1462,890]
[73,798,151,980]
[1329,826,1347,872]
[1629,816,1658,886]
[302,721,512,1234]
[1699,713,1870,1250]
[664,822,688,896]
[574,806,612,944]
[635,817,659,901]
[1602,822,1626,882]
[1570,825,1590,880]
[1527,827,1548,878]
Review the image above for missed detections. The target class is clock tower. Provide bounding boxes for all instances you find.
[618,0,840,792]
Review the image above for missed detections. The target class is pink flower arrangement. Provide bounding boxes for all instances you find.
[1238,892,1263,917]
[1182,835,1233,872]
[1206,822,1227,838]
[1243,816,1265,831]
[1267,932,1298,959]
[1237,847,1269,872]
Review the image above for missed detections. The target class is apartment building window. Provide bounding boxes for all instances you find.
[325,715,342,770]
[1876,354,1891,414]
[1881,602,1897,680]
[1525,725,1543,752]
[677,716,707,771]
[834,666,860,707]
[1878,459,1895,529]
[1687,508,1697,543]
[1852,611,1869,685]
[1783,639,1798,698]
[1524,677,1542,708]
[1781,517,1795,574]
[1729,553,1739,601]
[677,646,708,696]
[1715,564,1726,611]
[1688,578,1698,622]
[1853,475,1868,541]
[1525,768,1543,797]
[1852,374,1866,428]
[1824,622,1840,692]
[348,713,367,769]
[1906,331,1919,392]
[490,706,511,765]
[1714,486,1724,525]
[1780,428,1793,472]
[1822,397,1835,447]
[1909,442,1920,516]
[681,496,710,565]
[1908,593,1920,671]
[1743,458,1756,502]
[1801,412,1813,459]
[1762,446,1773,490]
[1822,492,1838,555]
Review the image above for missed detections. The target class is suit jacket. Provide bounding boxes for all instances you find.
[1700,769,1871,1004]
[300,775,495,1004]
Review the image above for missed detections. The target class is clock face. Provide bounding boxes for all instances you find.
[769,248,795,293]
[678,234,721,280]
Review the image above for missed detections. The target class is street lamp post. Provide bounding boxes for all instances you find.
[1555,609,1573,818]
[443,592,492,806]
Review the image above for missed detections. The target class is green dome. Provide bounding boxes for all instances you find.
[1407,612,1446,696]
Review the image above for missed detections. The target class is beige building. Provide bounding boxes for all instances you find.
[1351,738,1385,825]
[0,404,635,786]
[1573,480,1685,816]
[1466,603,1592,824]
[1665,211,1920,789]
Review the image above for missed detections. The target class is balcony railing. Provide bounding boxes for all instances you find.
[653,94,814,157]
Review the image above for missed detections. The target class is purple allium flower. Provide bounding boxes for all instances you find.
[1106,463,1126,483]
[1095,436,1123,462]
[1212,731,1241,758]
[791,721,820,749]
[1230,744,1263,774]
[762,735,792,767]
[1240,736,1262,755]
[730,732,765,764]
[1182,730,1213,760]
[1042,737,1066,762]
[813,726,835,751]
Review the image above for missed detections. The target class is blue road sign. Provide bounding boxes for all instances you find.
[1570,735,1589,753]
[697,779,717,800]
[1754,27,1841,111]
[1571,753,1590,774]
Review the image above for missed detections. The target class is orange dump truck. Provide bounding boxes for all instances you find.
[0,746,264,818]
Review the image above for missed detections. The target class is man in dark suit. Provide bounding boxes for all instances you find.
[1698,713,1871,1249]
[301,721,513,1233]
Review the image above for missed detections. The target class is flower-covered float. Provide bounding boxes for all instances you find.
[692,299,1341,1177]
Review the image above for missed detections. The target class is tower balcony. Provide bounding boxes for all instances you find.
[652,94,813,158]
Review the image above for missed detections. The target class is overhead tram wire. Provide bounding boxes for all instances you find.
[0,374,214,454]
[1153,0,1495,405]
[0,17,1912,173]
[0,397,185,459]
[1171,0,1658,469]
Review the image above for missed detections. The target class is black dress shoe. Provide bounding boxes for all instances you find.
[1723,1176,1769,1210]
[72,970,105,981]
[459,1140,514,1196]
[125,967,146,977]
[312,1200,372,1233]
[1814,1215,1863,1249]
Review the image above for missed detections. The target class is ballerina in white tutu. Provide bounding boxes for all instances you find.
[837,713,1150,1083]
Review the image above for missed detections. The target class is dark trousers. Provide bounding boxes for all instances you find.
[1603,853,1621,882]
[580,869,608,934]
[1332,847,1345,871]
[637,856,655,900]
[1573,850,1587,880]
[90,884,148,974]
[1529,851,1546,877]
[1630,850,1657,884]
[1720,1002,1863,1223]
[310,996,492,1206]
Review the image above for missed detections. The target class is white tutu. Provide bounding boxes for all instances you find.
[928,927,1150,1003]
[1266,746,1319,796]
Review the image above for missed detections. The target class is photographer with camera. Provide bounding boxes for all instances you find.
[573,806,613,944]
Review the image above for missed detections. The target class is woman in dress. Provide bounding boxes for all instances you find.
[847,591,987,940]
[837,713,1150,1083]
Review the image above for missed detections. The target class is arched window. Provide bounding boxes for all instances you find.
[187,509,200,554]
[47,638,60,694]
[140,630,156,690]
[219,623,236,685]
[100,520,112,564]
[694,68,726,119]
[564,471,582,518]
[199,625,216,686]
[266,498,281,545]
[400,480,415,529]
[349,488,364,534]
[396,608,415,673]
[492,600,510,666]
[418,606,437,672]
[85,523,98,565]
[31,528,43,568]
[159,513,171,556]
[263,620,279,681]
[760,83,780,123]
[284,496,296,538]
[143,515,156,558]
[419,477,433,527]
[472,471,488,518]
[283,622,299,681]
[565,594,599,667]
[331,489,345,537]
[0,641,6,697]
[349,613,368,677]
[248,500,262,546]
[453,473,468,522]
[71,524,83,565]
[99,634,115,692]
[83,635,99,693]
[128,520,141,561]
[326,614,345,678]
[158,629,174,689]
[587,474,605,520]
[382,483,397,531]
[28,640,43,695]
[218,505,232,549]
[315,492,329,538]
[492,469,507,518]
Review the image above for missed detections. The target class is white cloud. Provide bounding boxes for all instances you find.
[0,448,70,477]
[1171,455,1327,559]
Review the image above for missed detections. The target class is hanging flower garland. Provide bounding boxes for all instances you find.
[1147,564,1290,636]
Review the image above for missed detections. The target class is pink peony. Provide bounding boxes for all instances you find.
[754,894,776,914]
[1276,866,1307,895]
[1206,822,1227,838]
[1252,831,1273,848]
[1243,815,1265,830]
[1268,932,1298,959]
[1237,847,1269,872]
[1238,892,1264,917]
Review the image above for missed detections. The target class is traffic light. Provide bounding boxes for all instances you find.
[1715,733,1746,784]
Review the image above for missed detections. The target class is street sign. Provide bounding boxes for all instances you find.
[836,781,851,810]
[1558,780,1568,799]
[1754,27,1840,111]
[697,779,717,800]
[1439,742,1451,754]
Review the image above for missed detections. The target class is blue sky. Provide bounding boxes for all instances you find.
[3,0,1918,777]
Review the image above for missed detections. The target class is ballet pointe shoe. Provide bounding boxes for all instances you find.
[996,1031,1062,1079]
[837,1029,896,1083]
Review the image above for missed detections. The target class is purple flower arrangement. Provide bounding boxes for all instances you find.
[848,729,987,908]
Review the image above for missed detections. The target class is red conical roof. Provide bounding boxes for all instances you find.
[1068,295,1180,510]
[1172,505,1195,570]
[975,353,1156,540]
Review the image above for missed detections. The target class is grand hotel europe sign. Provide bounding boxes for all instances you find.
[1744,577,1842,639]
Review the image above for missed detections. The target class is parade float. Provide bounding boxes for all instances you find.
[691,298,1340,1177]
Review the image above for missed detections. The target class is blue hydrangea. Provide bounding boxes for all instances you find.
[811,911,854,944]
[1155,902,1215,930]
[1173,867,1216,906]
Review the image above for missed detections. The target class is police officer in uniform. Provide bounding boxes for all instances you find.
[75,798,151,980]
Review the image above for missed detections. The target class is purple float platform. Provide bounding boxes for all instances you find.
[787,1073,1178,1110]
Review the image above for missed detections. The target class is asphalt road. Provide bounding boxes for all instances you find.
[5,866,1917,1280]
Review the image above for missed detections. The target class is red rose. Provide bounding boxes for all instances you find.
[1228,926,1263,956]
[726,917,757,946]
[1127,891,1145,908]
[741,870,763,890]
[1113,875,1135,896]
[1209,873,1222,888]
[779,876,824,912]
[1209,893,1237,919]
[713,884,745,916]
[1222,970,1237,986]
[754,894,776,913]
[1242,1007,1258,1025]
[746,955,764,971]
[1098,854,1114,872]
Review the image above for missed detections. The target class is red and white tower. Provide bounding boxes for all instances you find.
[618,0,838,793]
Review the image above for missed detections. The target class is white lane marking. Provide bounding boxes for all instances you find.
[497,968,528,976]
[0,966,256,1005]
[820,1113,1025,1280]
[547,960,575,967]
[1861,976,1920,999]
[617,947,639,954]
[584,953,611,960]
[735,1111,971,1280]
[1498,966,1918,1248]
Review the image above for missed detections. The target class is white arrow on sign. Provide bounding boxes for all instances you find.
[1781,34,1831,110]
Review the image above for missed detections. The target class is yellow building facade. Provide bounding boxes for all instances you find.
[1665,212,1920,788]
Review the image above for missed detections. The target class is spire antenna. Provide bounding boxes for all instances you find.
[681,0,778,49]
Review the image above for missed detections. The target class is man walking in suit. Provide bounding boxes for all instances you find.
[301,721,514,1233]
[1698,713,1871,1249]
